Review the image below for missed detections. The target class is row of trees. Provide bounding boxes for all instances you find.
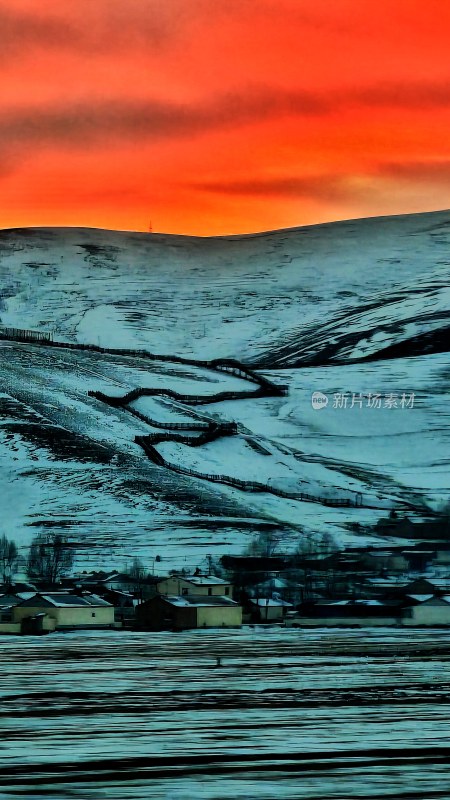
[0,533,74,586]
[244,529,338,559]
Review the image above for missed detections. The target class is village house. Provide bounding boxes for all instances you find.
[12,593,115,631]
[0,593,23,610]
[136,594,242,631]
[249,575,302,603]
[286,599,402,627]
[155,574,233,598]
[0,591,50,634]
[74,571,160,600]
[378,577,450,599]
[402,595,450,626]
[249,598,293,623]
[433,546,450,567]
[98,588,138,626]
[360,549,410,574]
[0,600,21,634]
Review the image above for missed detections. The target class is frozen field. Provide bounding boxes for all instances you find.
[1,627,450,799]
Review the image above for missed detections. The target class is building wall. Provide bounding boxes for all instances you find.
[403,604,450,626]
[196,606,242,628]
[136,598,197,630]
[365,555,408,572]
[0,622,21,634]
[40,616,57,632]
[13,605,114,628]
[21,615,57,634]
[253,604,285,621]
[434,550,450,565]
[286,615,400,627]
[156,577,231,596]
[137,599,241,629]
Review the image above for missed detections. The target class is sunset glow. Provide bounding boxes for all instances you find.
[2,0,450,234]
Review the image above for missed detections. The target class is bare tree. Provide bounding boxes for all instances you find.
[128,557,147,591]
[27,534,74,584]
[295,531,338,558]
[245,530,281,558]
[293,531,338,600]
[0,535,19,585]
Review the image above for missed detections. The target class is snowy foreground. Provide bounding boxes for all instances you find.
[1,627,450,799]
[0,211,449,570]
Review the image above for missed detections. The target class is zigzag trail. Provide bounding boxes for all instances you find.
[0,328,405,509]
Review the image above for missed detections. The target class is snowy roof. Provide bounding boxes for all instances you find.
[77,571,121,583]
[252,577,297,590]
[326,599,383,607]
[18,592,113,608]
[0,594,21,606]
[409,595,450,606]
[406,594,435,602]
[162,594,238,608]
[103,589,134,599]
[250,598,293,607]
[81,572,138,584]
[180,575,230,586]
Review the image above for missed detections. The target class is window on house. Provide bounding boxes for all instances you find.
[182,588,188,595]
[208,588,212,596]
[224,587,230,595]
[92,612,96,617]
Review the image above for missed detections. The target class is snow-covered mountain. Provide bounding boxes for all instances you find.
[1,211,449,571]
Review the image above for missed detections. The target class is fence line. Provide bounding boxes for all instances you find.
[126,406,211,431]
[88,385,271,407]
[1,327,384,509]
[0,326,53,343]
[0,328,287,394]
[134,434,364,507]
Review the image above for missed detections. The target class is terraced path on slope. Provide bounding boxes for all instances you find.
[0,328,407,510]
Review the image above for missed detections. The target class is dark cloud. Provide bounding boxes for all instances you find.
[0,1,241,61]
[191,174,353,202]
[354,82,450,111]
[1,79,450,172]
[191,159,450,201]
[0,3,183,61]
[377,159,450,182]
[0,5,84,57]
[0,88,329,153]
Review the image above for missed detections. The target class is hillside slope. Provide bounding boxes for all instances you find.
[1,211,449,571]
[1,210,449,364]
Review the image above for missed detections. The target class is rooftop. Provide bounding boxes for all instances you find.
[250,598,293,607]
[164,574,230,586]
[160,594,238,608]
[18,592,113,608]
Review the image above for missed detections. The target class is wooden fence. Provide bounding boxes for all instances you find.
[0,326,53,343]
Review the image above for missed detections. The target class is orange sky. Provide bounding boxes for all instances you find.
[2,0,450,235]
